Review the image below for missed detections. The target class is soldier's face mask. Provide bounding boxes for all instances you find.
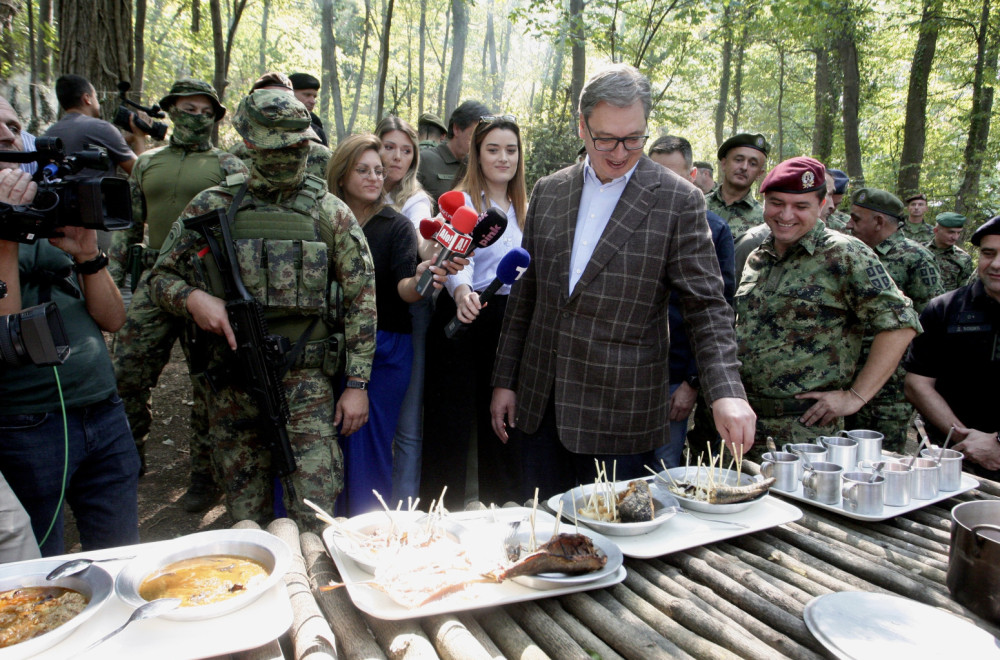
[168,107,214,147]
[252,141,310,190]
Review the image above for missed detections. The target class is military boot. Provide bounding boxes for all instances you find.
[179,473,220,513]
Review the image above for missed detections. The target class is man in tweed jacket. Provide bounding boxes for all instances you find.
[490,65,755,498]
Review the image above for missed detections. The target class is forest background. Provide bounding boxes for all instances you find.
[1,0,998,231]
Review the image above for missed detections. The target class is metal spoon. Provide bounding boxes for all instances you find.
[766,436,778,456]
[867,461,885,484]
[46,555,136,581]
[73,598,182,657]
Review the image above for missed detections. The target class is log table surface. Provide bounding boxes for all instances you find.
[239,467,1000,660]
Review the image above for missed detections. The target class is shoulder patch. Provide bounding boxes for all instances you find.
[866,263,893,290]
[157,220,186,262]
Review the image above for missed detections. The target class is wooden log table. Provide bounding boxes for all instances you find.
[258,472,1000,660]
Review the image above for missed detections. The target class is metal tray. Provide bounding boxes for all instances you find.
[804,592,1000,659]
[0,560,113,660]
[773,465,978,522]
[322,507,626,620]
[546,491,802,559]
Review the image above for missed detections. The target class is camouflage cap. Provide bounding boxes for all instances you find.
[718,132,770,159]
[233,90,312,149]
[972,215,1000,246]
[417,112,447,134]
[935,212,967,228]
[251,72,293,92]
[760,156,825,194]
[851,188,905,220]
[904,193,927,204]
[159,78,226,121]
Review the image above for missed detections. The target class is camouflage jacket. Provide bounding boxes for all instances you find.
[735,220,921,400]
[229,140,332,182]
[147,177,377,380]
[900,220,933,244]
[872,230,943,313]
[926,242,974,292]
[705,185,763,241]
[109,145,248,287]
[826,210,850,232]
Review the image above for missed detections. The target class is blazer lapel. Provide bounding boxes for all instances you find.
[556,164,584,304]
[568,158,659,301]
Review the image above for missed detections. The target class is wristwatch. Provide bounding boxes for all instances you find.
[685,375,700,390]
[345,380,368,391]
[74,251,109,275]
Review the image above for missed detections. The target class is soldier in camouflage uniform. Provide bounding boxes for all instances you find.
[735,158,920,452]
[927,211,974,291]
[844,188,943,450]
[822,171,849,231]
[148,90,376,531]
[826,168,852,231]
[110,79,247,512]
[705,133,768,241]
[900,193,934,244]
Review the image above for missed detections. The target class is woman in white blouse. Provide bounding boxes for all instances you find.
[421,114,527,507]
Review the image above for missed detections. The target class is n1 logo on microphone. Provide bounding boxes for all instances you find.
[436,224,472,254]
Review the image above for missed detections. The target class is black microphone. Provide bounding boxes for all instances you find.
[444,247,530,338]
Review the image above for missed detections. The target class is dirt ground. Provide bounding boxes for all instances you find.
[62,344,234,553]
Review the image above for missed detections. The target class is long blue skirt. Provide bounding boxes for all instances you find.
[335,330,413,517]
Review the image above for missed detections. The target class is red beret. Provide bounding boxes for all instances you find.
[760,157,826,194]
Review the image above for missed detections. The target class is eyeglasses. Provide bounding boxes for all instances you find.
[584,119,649,152]
[480,114,517,125]
[354,166,386,179]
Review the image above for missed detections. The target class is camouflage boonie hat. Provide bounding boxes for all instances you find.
[159,78,226,121]
[418,112,447,134]
[717,132,770,159]
[233,90,311,149]
[935,212,967,228]
[851,188,905,220]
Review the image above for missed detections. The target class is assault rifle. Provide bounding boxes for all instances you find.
[183,183,298,502]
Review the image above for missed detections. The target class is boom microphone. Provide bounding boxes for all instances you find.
[444,247,531,338]
[414,206,478,297]
[438,190,466,222]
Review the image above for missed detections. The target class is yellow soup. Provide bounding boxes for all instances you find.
[139,555,269,607]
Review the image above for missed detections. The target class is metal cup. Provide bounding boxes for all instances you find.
[760,451,801,492]
[840,429,883,464]
[801,461,843,505]
[842,472,885,516]
[879,461,913,507]
[782,443,827,481]
[910,457,941,500]
[920,448,963,491]
[818,435,858,470]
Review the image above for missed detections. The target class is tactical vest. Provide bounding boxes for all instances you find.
[204,174,344,373]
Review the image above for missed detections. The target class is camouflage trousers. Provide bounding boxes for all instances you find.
[207,367,343,534]
[747,416,843,463]
[113,274,211,480]
[846,399,911,454]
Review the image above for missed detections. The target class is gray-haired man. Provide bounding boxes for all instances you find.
[490,64,755,500]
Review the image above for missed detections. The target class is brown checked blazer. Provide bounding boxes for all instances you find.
[493,156,746,455]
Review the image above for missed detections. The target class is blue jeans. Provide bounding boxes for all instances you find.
[654,383,688,468]
[0,393,140,556]
[390,298,431,505]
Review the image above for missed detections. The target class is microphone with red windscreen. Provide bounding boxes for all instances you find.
[437,190,466,223]
[444,247,530,338]
[414,206,478,297]
[419,218,442,240]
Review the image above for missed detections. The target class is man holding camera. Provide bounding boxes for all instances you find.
[110,79,247,512]
[0,98,140,556]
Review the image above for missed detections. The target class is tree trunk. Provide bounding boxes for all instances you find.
[375,0,395,121]
[812,46,835,162]
[38,0,53,83]
[956,0,996,216]
[777,46,785,160]
[134,0,146,98]
[838,25,864,186]
[714,3,733,148]
[495,17,512,108]
[209,0,247,144]
[57,0,133,118]
[259,0,270,76]
[896,0,943,200]
[444,0,467,119]
[28,0,37,123]
[321,0,346,141]
[483,10,499,107]
[347,0,372,134]
[730,24,748,135]
[418,0,426,115]
[568,0,585,125]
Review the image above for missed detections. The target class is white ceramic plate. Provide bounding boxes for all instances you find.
[329,511,466,574]
[504,520,624,590]
[656,466,769,514]
[557,479,679,536]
